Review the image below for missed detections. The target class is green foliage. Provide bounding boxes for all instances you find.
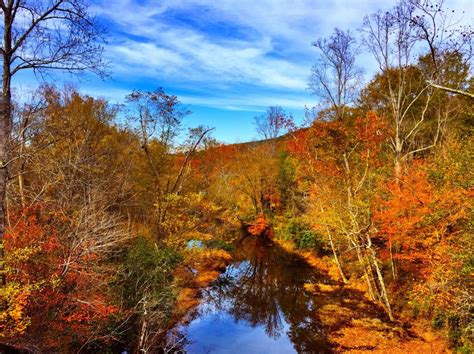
[239,212,261,224]
[121,237,182,311]
[277,217,323,252]
[278,152,298,213]
[446,312,474,352]
[432,313,445,330]
[448,314,462,348]
[297,230,321,250]
[458,343,474,354]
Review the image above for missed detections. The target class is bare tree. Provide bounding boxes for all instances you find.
[254,106,291,140]
[127,89,187,153]
[361,0,472,177]
[0,0,106,284]
[309,28,362,120]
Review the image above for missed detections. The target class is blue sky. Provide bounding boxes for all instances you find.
[14,0,473,143]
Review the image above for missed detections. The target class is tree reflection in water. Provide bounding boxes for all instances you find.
[166,237,333,353]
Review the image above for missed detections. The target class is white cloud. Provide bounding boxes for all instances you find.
[91,0,473,112]
[107,25,308,90]
[109,41,187,74]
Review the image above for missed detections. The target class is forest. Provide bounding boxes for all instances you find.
[0,0,473,353]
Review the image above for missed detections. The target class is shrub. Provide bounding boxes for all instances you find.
[278,218,324,252]
[121,237,182,309]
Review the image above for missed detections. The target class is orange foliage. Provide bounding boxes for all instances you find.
[373,161,471,288]
[288,112,388,178]
[174,249,232,316]
[247,215,272,238]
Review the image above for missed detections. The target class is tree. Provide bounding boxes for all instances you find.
[126,89,213,241]
[309,28,362,121]
[290,112,394,319]
[0,0,106,284]
[254,106,292,140]
[120,237,181,352]
[0,87,132,349]
[361,0,472,177]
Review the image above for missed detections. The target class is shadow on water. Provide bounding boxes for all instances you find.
[165,237,335,353]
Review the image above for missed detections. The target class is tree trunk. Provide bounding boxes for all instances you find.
[361,252,377,301]
[394,158,401,180]
[367,234,394,321]
[1,6,13,286]
[0,85,11,286]
[389,239,397,280]
[319,203,348,283]
[138,301,149,353]
[326,226,348,283]
[351,236,376,301]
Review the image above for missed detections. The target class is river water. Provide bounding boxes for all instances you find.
[165,237,335,353]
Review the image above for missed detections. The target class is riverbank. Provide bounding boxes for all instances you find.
[274,238,451,353]
[153,245,234,351]
[174,247,233,316]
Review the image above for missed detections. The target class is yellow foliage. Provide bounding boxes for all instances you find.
[303,283,317,292]
[0,282,32,337]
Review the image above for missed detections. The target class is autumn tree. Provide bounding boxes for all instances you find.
[0,0,106,283]
[277,151,300,215]
[126,89,213,242]
[1,87,133,351]
[235,143,280,216]
[290,112,394,318]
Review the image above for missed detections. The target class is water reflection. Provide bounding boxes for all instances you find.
[167,237,333,353]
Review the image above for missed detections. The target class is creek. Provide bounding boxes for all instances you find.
[165,237,336,353]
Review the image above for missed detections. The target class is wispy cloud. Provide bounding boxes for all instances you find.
[11,0,471,142]
[108,33,308,90]
[58,0,473,141]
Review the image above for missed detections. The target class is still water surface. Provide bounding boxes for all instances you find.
[166,237,334,353]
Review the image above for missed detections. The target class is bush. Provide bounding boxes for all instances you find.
[432,313,445,330]
[298,230,320,249]
[278,218,324,252]
[121,237,182,308]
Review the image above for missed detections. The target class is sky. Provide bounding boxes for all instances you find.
[14,0,474,143]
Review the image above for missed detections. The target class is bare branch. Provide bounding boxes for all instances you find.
[427,81,474,99]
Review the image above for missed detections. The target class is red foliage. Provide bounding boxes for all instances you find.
[4,204,121,350]
[288,112,388,179]
[5,205,62,282]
